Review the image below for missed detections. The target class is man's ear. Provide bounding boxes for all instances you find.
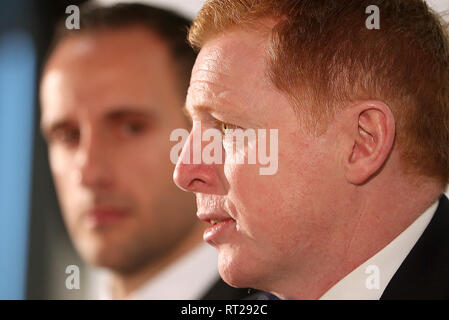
[345,101,395,185]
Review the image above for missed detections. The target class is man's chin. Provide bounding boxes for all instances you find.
[75,240,130,271]
[217,251,260,289]
[84,252,135,274]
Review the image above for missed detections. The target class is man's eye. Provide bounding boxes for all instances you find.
[51,129,80,146]
[217,120,239,135]
[121,122,145,134]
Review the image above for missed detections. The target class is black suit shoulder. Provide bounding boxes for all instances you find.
[200,278,256,300]
[381,194,449,299]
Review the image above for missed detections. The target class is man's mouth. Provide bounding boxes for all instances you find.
[84,206,130,228]
[197,210,233,223]
[210,219,229,225]
[201,217,236,245]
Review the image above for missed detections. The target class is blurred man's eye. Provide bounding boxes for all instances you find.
[108,110,155,138]
[50,128,80,146]
[120,121,147,135]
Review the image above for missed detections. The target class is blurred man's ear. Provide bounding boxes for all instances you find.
[344,101,395,185]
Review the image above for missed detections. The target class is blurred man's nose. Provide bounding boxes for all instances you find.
[75,130,112,190]
[173,126,225,195]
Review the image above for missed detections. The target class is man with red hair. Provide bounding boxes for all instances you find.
[174,0,449,299]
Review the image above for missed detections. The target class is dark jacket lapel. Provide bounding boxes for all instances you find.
[200,278,255,300]
[381,194,449,299]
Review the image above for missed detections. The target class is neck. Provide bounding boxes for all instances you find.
[110,221,206,299]
[272,173,443,300]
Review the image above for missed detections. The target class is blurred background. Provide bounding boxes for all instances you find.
[0,0,205,300]
[0,0,448,300]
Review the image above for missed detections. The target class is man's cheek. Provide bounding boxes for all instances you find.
[49,147,70,176]
[224,158,262,186]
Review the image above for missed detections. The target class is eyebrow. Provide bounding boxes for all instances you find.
[41,107,155,138]
[105,108,155,122]
[184,103,253,130]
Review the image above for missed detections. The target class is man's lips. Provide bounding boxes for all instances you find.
[84,206,130,227]
[197,212,236,245]
[197,210,234,223]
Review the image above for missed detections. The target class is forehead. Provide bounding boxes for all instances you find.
[194,28,269,76]
[187,29,274,118]
[40,27,179,123]
[45,26,174,87]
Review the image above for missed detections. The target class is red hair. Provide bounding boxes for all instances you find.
[189,0,449,184]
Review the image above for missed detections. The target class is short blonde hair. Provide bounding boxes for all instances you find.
[189,0,449,184]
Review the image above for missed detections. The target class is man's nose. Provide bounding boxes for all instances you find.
[173,126,225,195]
[76,132,112,190]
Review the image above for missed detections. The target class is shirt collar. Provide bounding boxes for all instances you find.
[320,200,438,300]
[97,242,219,300]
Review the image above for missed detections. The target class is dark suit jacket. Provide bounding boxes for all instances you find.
[381,194,449,299]
[200,278,258,300]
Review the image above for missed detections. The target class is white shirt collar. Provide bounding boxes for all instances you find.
[320,200,439,300]
[97,242,219,300]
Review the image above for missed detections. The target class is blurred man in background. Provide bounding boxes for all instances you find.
[39,3,252,299]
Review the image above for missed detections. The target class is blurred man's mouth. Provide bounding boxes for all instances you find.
[84,206,131,228]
